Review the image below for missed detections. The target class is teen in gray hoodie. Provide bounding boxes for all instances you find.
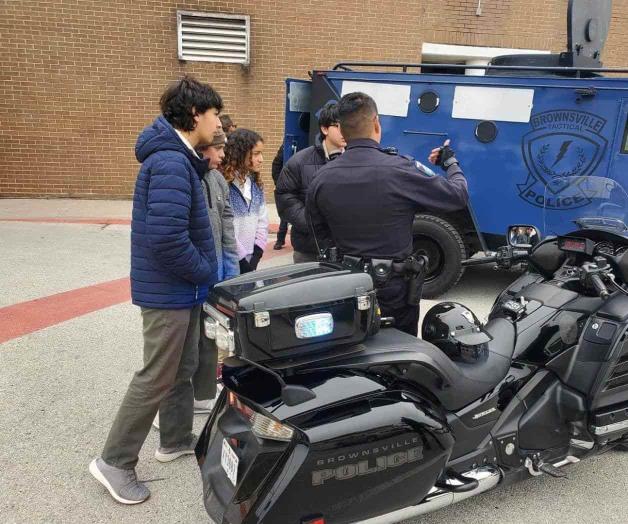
[194,129,239,412]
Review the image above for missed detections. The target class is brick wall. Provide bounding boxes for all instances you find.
[1,0,627,199]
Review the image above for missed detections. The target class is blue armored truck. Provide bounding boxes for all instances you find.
[281,0,628,296]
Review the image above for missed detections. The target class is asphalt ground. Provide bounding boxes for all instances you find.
[1,199,626,523]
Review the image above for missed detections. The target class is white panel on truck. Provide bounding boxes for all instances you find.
[452,86,535,123]
[341,81,411,117]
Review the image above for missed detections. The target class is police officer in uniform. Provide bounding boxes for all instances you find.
[306,92,469,336]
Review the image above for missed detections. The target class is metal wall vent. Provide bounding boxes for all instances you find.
[177,11,250,65]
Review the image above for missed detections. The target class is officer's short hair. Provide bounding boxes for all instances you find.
[160,75,223,132]
[318,102,340,141]
[337,92,378,141]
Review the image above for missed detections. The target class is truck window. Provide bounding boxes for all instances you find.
[622,117,628,154]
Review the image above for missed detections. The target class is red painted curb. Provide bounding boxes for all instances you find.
[0,217,132,226]
[0,278,131,344]
[0,240,293,344]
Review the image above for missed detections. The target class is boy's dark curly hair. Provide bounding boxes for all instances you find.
[159,75,223,132]
[221,128,264,188]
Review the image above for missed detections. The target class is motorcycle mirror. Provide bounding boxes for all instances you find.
[507,225,542,249]
[281,384,317,406]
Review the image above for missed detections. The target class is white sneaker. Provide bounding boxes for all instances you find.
[152,412,159,430]
[193,398,215,414]
[154,434,197,463]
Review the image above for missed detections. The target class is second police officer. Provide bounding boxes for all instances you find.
[306,92,469,336]
[275,102,346,263]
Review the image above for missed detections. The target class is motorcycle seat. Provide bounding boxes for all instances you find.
[314,319,516,412]
[426,318,517,410]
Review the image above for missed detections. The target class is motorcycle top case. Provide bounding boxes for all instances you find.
[207,262,378,363]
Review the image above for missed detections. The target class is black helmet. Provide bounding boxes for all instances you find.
[422,302,492,364]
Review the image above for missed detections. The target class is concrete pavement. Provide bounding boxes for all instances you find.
[0,199,626,523]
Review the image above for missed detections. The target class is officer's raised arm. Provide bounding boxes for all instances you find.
[402,140,469,212]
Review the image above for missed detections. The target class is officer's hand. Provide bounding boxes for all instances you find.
[428,141,446,165]
[429,139,458,169]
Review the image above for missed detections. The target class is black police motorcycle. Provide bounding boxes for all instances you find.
[196,176,628,523]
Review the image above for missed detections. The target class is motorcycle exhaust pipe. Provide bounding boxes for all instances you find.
[359,466,501,524]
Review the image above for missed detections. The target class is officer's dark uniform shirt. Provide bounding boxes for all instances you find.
[306,138,469,260]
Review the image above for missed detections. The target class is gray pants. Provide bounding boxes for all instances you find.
[101,305,201,469]
[293,250,318,263]
[192,318,218,401]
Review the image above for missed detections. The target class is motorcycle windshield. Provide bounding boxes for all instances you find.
[543,176,628,237]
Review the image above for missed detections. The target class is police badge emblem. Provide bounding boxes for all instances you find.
[518,110,608,209]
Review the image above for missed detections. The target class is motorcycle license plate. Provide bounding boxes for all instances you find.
[221,439,239,486]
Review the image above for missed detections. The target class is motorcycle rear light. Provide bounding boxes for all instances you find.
[204,317,217,339]
[250,414,294,441]
[228,392,294,442]
[204,303,235,355]
[228,392,253,417]
[302,517,325,524]
[204,303,232,329]
[215,325,235,354]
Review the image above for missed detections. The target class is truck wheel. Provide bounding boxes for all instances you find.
[413,214,466,299]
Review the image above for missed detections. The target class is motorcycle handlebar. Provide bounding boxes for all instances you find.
[589,273,610,300]
[461,247,531,268]
[461,256,498,267]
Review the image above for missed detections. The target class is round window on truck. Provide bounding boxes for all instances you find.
[418,91,440,113]
[475,121,498,143]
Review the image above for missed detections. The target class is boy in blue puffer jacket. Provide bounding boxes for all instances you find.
[89,76,223,505]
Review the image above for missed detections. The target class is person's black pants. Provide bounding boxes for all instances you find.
[376,276,420,337]
[277,219,289,243]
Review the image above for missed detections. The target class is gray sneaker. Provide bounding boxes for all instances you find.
[89,458,150,505]
[154,434,197,463]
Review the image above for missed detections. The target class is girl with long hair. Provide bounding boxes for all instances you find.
[220,128,268,273]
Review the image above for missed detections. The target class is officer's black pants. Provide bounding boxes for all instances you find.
[376,276,420,337]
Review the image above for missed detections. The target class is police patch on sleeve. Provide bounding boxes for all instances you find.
[415,160,437,177]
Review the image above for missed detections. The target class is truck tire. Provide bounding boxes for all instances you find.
[412,214,466,299]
